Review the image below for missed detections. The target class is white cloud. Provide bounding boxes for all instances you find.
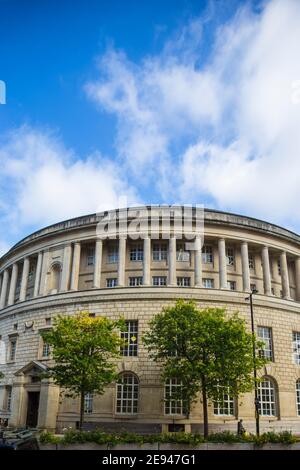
[0,126,137,251]
[86,0,300,230]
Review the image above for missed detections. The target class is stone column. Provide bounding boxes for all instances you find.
[93,239,103,288]
[33,252,43,297]
[37,379,60,431]
[118,237,126,287]
[143,237,151,286]
[241,241,251,292]
[218,238,227,289]
[9,375,26,428]
[168,236,177,286]
[261,246,272,295]
[60,244,72,292]
[70,242,81,291]
[19,257,30,302]
[194,235,202,287]
[8,263,18,306]
[280,251,290,299]
[0,269,9,309]
[295,257,300,301]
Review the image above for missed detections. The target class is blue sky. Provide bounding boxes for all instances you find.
[0,0,300,254]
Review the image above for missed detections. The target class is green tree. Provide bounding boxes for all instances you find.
[143,300,268,437]
[40,311,125,430]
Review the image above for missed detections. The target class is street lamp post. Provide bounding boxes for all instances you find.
[245,288,260,436]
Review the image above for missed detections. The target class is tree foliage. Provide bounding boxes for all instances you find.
[143,300,268,436]
[40,311,125,429]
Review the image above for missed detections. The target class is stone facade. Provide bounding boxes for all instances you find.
[0,206,300,433]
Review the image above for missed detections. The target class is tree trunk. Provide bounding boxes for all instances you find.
[202,378,209,438]
[79,389,85,431]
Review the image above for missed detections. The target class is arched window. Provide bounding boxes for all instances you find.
[257,377,277,416]
[116,373,139,414]
[49,263,61,293]
[296,379,300,416]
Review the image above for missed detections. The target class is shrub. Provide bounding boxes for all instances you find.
[207,431,243,443]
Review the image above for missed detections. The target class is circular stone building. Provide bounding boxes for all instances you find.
[1,206,300,434]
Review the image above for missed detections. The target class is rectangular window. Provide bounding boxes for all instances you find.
[107,246,118,263]
[84,393,93,414]
[130,244,143,261]
[277,259,281,275]
[121,320,138,357]
[202,278,214,289]
[152,243,167,261]
[28,262,36,283]
[296,381,300,416]
[227,281,236,291]
[9,339,17,362]
[213,386,234,416]
[248,253,255,269]
[87,247,95,266]
[226,248,235,266]
[176,244,190,262]
[129,277,143,287]
[165,378,185,415]
[5,386,12,412]
[177,277,191,287]
[293,331,300,365]
[42,341,50,358]
[152,276,167,286]
[106,278,117,288]
[257,326,274,361]
[202,245,213,264]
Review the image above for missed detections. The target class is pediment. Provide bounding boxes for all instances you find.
[14,360,48,376]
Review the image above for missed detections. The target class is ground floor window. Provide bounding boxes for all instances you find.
[296,379,300,416]
[213,386,235,416]
[257,377,277,416]
[116,373,139,414]
[84,393,93,414]
[165,378,185,415]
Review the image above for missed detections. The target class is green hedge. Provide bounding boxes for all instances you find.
[39,429,298,446]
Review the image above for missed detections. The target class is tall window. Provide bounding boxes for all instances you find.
[257,327,274,361]
[248,253,255,269]
[107,246,118,263]
[176,244,190,262]
[213,386,235,416]
[116,373,139,414]
[277,259,281,276]
[5,386,12,411]
[121,321,138,357]
[28,262,36,283]
[129,277,143,287]
[42,341,50,358]
[202,245,213,264]
[293,332,300,365]
[296,379,300,416]
[130,244,143,261]
[165,378,185,415]
[84,393,93,414]
[226,248,235,266]
[106,278,117,288]
[202,278,214,289]
[257,377,276,416]
[177,277,190,287]
[9,339,17,361]
[152,243,167,261]
[87,247,95,266]
[152,276,167,286]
